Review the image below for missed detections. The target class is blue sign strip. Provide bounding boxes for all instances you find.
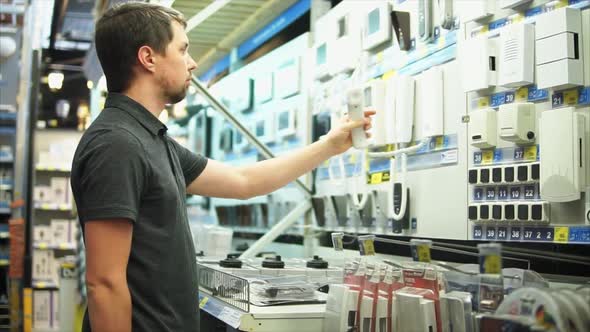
[199,0,311,82]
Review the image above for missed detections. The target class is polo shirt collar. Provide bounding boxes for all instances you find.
[105,93,168,136]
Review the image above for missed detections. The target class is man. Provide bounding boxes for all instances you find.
[71,2,373,332]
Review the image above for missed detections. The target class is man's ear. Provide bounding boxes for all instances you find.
[137,45,157,73]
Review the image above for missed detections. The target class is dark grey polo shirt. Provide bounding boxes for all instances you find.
[71,93,207,332]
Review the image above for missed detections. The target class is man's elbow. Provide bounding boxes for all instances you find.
[86,274,126,297]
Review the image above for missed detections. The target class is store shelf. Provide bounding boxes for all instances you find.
[0,259,9,266]
[0,232,9,239]
[34,203,72,211]
[0,158,13,164]
[0,127,16,136]
[35,164,71,172]
[198,292,325,331]
[0,184,12,190]
[33,242,76,250]
[0,208,10,214]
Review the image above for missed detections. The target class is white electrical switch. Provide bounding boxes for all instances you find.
[460,35,498,92]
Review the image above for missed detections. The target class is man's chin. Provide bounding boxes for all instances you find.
[168,90,187,104]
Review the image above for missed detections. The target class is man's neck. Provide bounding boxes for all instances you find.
[123,84,165,119]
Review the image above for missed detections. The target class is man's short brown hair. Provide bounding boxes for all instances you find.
[94,2,186,92]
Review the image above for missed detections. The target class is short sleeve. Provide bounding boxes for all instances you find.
[168,138,208,185]
[73,130,149,223]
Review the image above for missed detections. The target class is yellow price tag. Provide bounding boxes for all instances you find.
[362,239,375,256]
[371,172,383,184]
[382,171,391,182]
[482,150,494,164]
[199,297,209,309]
[516,87,528,101]
[563,89,579,105]
[376,52,384,63]
[556,0,568,8]
[382,70,396,81]
[41,203,50,210]
[416,245,432,263]
[437,35,446,47]
[553,227,569,243]
[483,254,502,274]
[37,282,47,289]
[525,145,537,161]
[477,97,490,108]
[38,243,48,250]
[435,136,444,149]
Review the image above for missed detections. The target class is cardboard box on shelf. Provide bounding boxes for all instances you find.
[51,219,72,246]
[33,225,52,244]
[50,177,70,206]
[34,186,53,204]
[33,290,51,329]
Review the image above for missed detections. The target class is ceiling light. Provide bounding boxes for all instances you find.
[48,72,64,90]
[185,0,231,33]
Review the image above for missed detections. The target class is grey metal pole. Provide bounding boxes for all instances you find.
[190,76,313,198]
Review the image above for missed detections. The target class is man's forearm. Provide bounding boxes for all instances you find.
[237,139,337,197]
[88,282,132,332]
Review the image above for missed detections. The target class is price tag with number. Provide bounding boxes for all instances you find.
[554,227,569,243]
[497,227,508,240]
[516,87,528,101]
[474,188,484,201]
[370,172,383,184]
[331,233,344,251]
[552,92,564,107]
[473,226,483,240]
[510,187,521,200]
[486,227,497,240]
[510,227,522,241]
[524,185,535,199]
[486,188,496,200]
[504,91,515,104]
[514,147,524,161]
[523,227,535,241]
[498,187,508,200]
[474,152,483,165]
[199,297,209,309]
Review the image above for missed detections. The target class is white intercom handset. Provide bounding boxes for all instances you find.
[418,0,432,42]
[347,88,370,149]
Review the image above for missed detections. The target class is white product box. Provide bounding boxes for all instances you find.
[51,219,72,246]
[52,290,59,329]
[50,178,70,206]
[535,7,581,40]
[536,59,583,90]
[32,250,52,281]
[33,290,51,329]
[33,225,52,244]
[536,32,578,65]
[34,186,53,204]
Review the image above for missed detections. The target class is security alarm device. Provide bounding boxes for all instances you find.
[391,11,411,51]
[314,12,334,81]
[347,88,369,149]
[418,0,433,42]
[394,74,415,144]
[540,107,586,202]
[497,103,535,144]
[330,3,362,74]
[469,108,497,149]
[419,66,444,138]
[275,57,301,99]
[535,7,583,90]
[363,2,392,51]
[499,23,534,88]
[460,35,498,92]
[363,80,386,146]
[254,72,273,104]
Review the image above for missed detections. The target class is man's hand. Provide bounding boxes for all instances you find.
[324,110,376,155]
